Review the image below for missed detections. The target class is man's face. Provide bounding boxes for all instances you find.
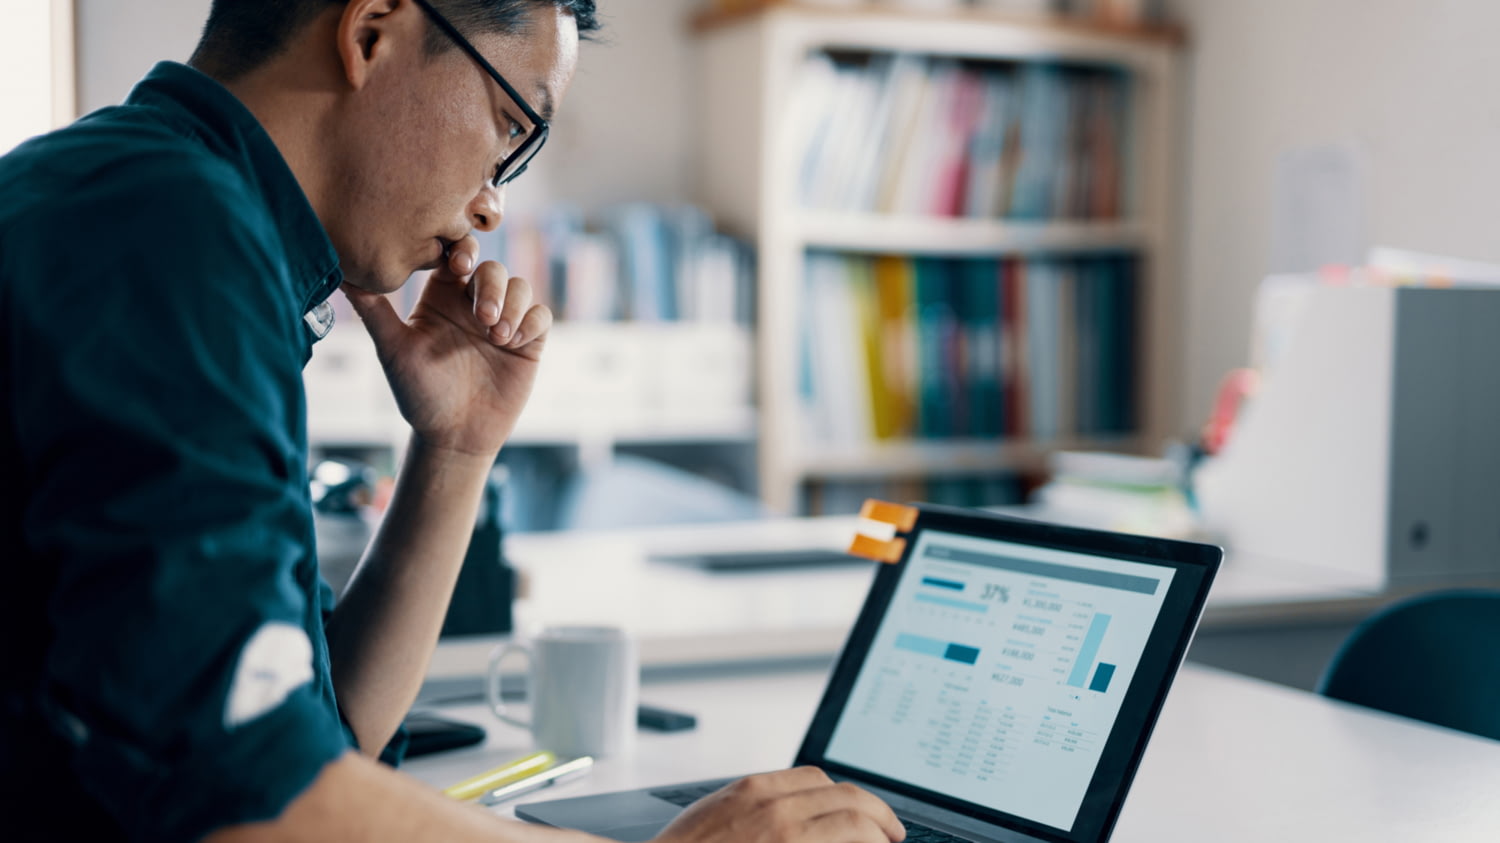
[330,4,579,292]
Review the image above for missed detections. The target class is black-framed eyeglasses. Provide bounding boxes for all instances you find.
[412,0,549,186]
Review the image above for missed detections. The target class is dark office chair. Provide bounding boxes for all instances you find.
[1316,589,1500,741]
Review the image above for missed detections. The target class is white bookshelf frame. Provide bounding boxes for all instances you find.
[690,3,1183,513]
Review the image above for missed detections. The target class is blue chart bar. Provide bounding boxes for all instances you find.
[920,576,967,592]
[1090,663,1116,693]
[915,593,989,613]
[944,644,980,665]
[896,633,981,666]
[1067,613,1113,688]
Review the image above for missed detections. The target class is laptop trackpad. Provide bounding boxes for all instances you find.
[516,790,680,841]
[589,821,677,843]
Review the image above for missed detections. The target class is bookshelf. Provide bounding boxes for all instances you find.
[689,2,1182,514]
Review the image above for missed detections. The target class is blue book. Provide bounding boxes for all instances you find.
[960,258,1003,437]
[610,204,675,322]
[914,258,955,438]
[1025,259,1061,440]
[1074,258,1100,436]
[1111,256,1139,433]
[1010,66,1068,220]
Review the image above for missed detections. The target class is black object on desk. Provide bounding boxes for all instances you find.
[638,703,697,732]
[402,711,487,757]
[443,466,517,635]
[649,548,871,572]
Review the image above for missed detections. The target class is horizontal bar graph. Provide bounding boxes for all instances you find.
[1067,613,1112,688]
[920,576,967,592]
[895,633,981,665]
[915,593,989,613]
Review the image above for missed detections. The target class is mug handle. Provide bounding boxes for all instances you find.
[487,641,532,729]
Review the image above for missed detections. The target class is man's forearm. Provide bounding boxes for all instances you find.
[205,752,602,843]
[325,434,496,752]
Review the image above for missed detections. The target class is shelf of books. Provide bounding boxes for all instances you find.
[691,3,1180,514]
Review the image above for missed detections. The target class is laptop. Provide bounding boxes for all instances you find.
[517,503,1222,843]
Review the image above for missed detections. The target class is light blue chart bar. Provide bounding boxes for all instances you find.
[1067,613,1113,688]
[894,633,980,665]
[895,633,948,658]
[914,593,989,613]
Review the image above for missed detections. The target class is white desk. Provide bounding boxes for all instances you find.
[430,516,1441,682]
[405,663,1500,842]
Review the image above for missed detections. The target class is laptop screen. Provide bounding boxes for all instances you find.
[821,527,1175,832]
[795,507,1218,842]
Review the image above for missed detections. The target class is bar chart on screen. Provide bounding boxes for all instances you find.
[825,529,1178,830]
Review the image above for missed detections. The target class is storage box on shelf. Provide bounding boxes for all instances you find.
[689,2,1182,514]
[305,321,756,455]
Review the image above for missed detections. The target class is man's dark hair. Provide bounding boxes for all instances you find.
[191,0,601,80]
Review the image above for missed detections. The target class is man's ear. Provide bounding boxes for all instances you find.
[335,0,409,90]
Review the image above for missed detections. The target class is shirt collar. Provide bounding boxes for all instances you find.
[123,62,344,318]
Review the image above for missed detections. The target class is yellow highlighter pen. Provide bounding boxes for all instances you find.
[443,750,556,801]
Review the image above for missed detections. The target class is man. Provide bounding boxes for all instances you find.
[0,1,904,841]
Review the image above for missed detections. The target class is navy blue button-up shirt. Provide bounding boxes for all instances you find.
[2,62,364,841]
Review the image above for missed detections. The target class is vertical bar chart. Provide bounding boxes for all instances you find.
[1089,663,1116,693]
[1067,613,1112,688]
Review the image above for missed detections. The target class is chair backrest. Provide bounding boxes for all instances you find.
[1317,589,1500,741]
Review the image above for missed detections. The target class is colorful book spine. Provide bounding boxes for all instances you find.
[486,203,754,325]
[793,53,1130,221]
[796,253,1138,446]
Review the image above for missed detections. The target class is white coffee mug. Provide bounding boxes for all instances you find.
[487,625,639,758]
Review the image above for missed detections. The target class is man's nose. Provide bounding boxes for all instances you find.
[469,183,504,232]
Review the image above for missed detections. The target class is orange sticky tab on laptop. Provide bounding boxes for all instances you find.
[848,533,908,564]
[859,499,919,532]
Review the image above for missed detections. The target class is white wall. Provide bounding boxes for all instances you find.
[1168,0,1500,433]
[73,0,701,218]
[1,0,73,154]
[75,0,208,112]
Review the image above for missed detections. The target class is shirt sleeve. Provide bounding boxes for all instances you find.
[12,160,351,842]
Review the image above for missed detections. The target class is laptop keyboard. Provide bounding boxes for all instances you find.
[900,819,970,843]
[651,785,968,842]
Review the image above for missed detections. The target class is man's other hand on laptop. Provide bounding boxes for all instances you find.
[652,767,906,843]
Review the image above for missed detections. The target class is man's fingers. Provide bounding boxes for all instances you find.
[492,275,535,345]
[467,261,511,326]
[341,284,405,351]
[501,303,553,351]
[730,767,833,800]
[776,782,904,843]
[446,233,480,279]
[803,809,900,843]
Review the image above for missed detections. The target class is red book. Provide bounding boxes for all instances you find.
[931,69,987,217]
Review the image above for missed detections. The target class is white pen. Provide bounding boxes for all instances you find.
[479,756,595,807]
